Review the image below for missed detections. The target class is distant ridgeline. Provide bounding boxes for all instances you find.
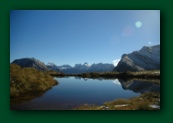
[11,58,115,74]
[60,63,114,74]
[113,45,160,72]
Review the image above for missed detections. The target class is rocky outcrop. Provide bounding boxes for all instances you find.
[113,45,160,72]
[11,58,48,71]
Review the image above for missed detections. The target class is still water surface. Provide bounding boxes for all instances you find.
[11,77,147,110]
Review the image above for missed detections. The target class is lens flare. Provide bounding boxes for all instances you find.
[135,21,142,28]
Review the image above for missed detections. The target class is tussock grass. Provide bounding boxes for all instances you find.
[10,64,58,98]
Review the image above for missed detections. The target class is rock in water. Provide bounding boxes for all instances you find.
[113,45,160,72]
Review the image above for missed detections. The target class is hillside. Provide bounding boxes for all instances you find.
[113,45,160,72]
[12,58,48,71]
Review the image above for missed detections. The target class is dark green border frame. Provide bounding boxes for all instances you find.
[0,0,172,123]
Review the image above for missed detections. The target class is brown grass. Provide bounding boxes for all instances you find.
[10,64,58,98]
[75,92,160,110]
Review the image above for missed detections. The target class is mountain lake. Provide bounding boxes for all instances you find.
[10,77,160,110]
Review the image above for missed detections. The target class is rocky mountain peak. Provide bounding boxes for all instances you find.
[113,45,160,72]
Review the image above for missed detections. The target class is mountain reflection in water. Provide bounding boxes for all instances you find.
[118,79,160,94]
[10,77,159,110]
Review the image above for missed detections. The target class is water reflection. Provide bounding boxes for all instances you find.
[10,77,159,110]
[112,79,121,85]
[75,76,81,79]
[11,91,46,105]
[118,79,160,94]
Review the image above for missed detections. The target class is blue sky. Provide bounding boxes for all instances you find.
[10,10,160,66]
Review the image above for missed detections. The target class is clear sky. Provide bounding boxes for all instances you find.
[10,10,160,66]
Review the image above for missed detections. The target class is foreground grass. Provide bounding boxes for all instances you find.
[10,64,58,98]
[75,92,160,110]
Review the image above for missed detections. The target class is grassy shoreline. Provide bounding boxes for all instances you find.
[74,92,160,110]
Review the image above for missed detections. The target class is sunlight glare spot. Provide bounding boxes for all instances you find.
[135,21,142,28]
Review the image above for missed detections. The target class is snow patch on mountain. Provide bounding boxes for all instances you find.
[112,59,120,66]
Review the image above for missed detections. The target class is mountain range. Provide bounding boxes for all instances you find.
[48,62,115,74]
[11,58,115,74]
[11,45,160,73]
